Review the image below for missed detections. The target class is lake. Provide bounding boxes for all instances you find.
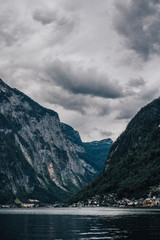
[0,207,160,240]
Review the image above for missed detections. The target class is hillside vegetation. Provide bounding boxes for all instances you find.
[71,97,160,202]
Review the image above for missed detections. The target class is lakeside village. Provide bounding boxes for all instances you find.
[71,185,160,208]
[1,185,160,208]
[71,193,160,208]
[1,192,160,208]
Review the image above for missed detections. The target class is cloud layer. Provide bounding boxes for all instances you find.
[46,60,124,99]
[113,0,160,60]
[0,0,160,141]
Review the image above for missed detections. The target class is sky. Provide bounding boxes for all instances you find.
[0,0,160,142]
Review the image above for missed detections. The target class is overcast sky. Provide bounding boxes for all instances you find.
[1,0,160,141]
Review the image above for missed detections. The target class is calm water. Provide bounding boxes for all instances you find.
[0,207,160,240]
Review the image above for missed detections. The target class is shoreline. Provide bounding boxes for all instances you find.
[1,204,160,209]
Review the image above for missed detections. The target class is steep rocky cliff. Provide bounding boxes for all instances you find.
[0,79,112,204]
[71,97,160,201]
[61,123,112,174]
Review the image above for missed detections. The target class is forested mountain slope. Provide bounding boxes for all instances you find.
[71,97,160,202]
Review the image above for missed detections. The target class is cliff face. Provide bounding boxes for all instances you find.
[71,97,160,201]
[61,123,113,175]
[0,80,87,203]
[0,79,112,204]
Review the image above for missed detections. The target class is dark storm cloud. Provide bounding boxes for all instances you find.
[99,130,113,138]
[116,110,135,120]
[128,78,146,87]
[98,106,110,116]
[1,0,160,141]
[33,9,57,25]
[46,60,124,99]
[41,82,112,116]
[44,89,88,114]
[32,8,79,46]
[113,0,160,60]
[32,8,79,33]
[93,127,113,138]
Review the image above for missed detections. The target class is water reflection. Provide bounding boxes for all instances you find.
[0,208,160,240]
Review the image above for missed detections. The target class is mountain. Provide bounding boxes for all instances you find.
[81,139,113,173]
[71,97,160,202]
[0,79,112,204]
[61,123,112,174]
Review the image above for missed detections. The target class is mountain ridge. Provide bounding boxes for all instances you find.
[70,97,160,202]
[61,122,112,174]
[0,78,112,204]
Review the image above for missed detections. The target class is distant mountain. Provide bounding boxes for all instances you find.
[0,79,112,204]
[71,97,160,202]
[61,123,112,174]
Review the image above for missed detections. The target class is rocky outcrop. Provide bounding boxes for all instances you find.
[0,79,112,204]
[61,123,112,174]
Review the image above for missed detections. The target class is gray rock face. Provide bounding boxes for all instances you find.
[61,123,113,174]
[0,79,112,204]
